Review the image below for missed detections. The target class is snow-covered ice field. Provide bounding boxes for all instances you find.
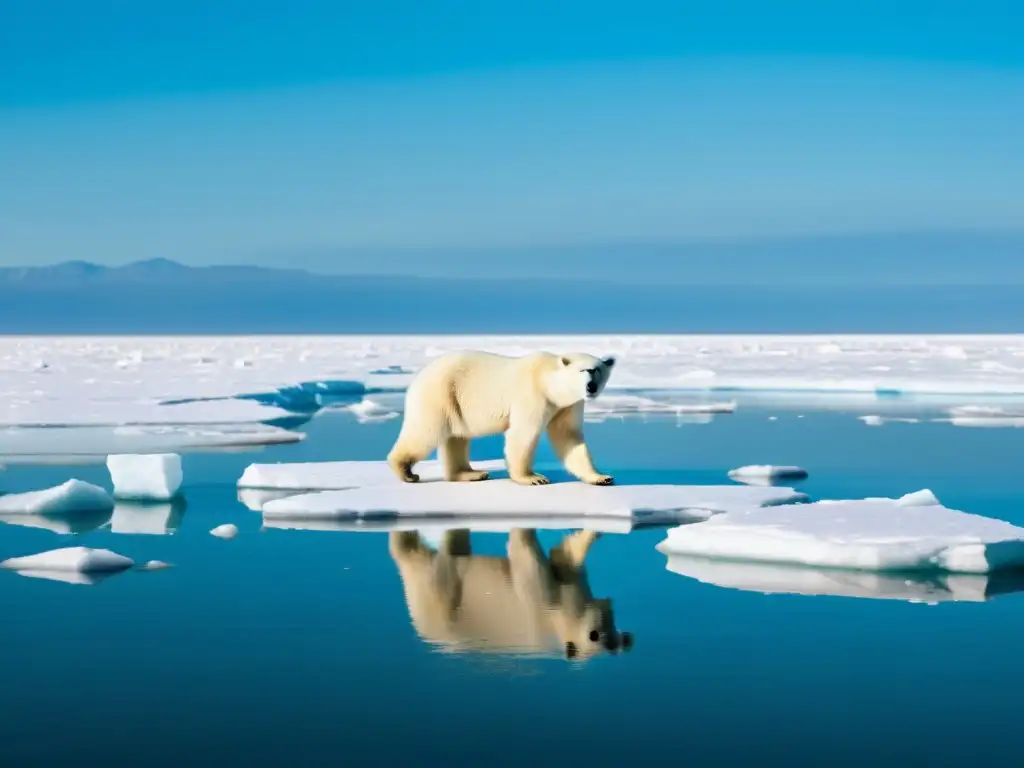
[4,334,1024,457]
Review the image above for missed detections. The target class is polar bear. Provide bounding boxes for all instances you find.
[388,527,633,660]
[387,351,616,486]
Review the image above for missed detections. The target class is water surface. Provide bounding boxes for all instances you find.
[1,405,1022,767]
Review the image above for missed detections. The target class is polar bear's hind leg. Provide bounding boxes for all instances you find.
[387,421,440,483]
[442,436,490,482]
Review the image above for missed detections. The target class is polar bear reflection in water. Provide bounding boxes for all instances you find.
[389,527,633,661]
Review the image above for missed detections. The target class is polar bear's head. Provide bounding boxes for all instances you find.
[562,597,634,661]
[546,353,616,408]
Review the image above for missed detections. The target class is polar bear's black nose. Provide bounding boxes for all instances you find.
[586,381,598,395]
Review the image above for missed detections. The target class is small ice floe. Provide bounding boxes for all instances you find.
[210,523,239,540]
[728,465,808,486]
[1,546,134,574]
[140,560,173,571]
[859,414,921,426]
[584,394,735,422]
[106,453,183,501]
[345,399,400,423]
[0,479,114,516]
[656,491,1024,574]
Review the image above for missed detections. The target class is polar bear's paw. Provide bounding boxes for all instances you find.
[453,469,490,482]
[585,474,615,486]
[512,473,550,486]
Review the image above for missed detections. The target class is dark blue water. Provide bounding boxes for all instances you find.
[1,407,1023,767]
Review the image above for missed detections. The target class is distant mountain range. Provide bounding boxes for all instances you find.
[1,239,1022,333]
[0,258,370,287]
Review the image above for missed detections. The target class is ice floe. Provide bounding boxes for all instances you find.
[4,334,1024,430]
[664,556,1024,603]
[210,523,239,539]
[584,394,736,421]
[655,490,1024,573]
[0,479,115,516]
[261,481,807,525]
[0,423,302,464]
[107,453,183,501]
[728,465,808,485]
[238,458,507,491]
[1,546,134,574]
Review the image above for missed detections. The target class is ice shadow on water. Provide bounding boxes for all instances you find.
[664,555,1024,604]
[388,527,633,662]
[0,507,114,535]
[108,497,188,536]
[6,568,124,587]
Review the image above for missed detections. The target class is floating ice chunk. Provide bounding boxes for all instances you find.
[0,479,114,516]
[896,489,940,507]
[210,523,238,539]
[345,399,400,423]
[664,556,1024,603]
[238,458,507,491]
[728,465,808,486]
[107,453,183,501]
[140,560,173,571]
[656,494,1024,573]
[858,414,920,426]
[1,546,134,573]
[262,481,807,524]
[262,514,638,536]
[109,500,184,535]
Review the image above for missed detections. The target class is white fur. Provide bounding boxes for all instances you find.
[389,528,633,660]
[386,351,615,486]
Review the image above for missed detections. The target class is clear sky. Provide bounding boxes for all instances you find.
[1,0,1022,272]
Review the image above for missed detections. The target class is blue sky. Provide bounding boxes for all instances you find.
[1,0,1022,274]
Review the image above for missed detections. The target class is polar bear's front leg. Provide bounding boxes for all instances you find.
[505,406,549,486]
[546,403,613,485]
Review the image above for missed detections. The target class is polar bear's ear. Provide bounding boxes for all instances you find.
[560,357,571,367]
[602,356,616,367]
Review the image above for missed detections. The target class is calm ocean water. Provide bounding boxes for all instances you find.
[2,404,1023,767]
